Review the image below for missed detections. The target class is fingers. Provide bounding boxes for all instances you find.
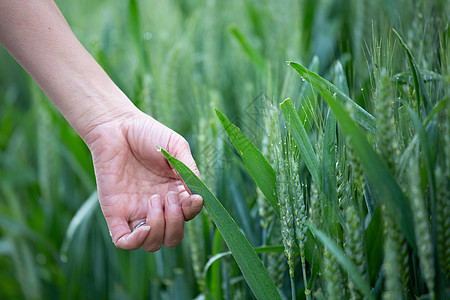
[163,191,185,248]
[180,193,203,221]
[107,192,198,252]
[142,195,165,252]
[109,217,151,250]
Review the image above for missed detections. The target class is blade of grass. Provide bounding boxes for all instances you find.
[365,206,383,285]
[128,0,150,72]
[425,98,449,126]
[229,25,265,73]
[308,222,375,300]
[160,148,281,300]
[289,62,417,252]
[280,98,322,189]
[393,29,431,113]
[215,109,280,219]
[60,191,98,258]
[322,108,337,235]
[203,245,285,281]
[206,229,224,300]
[296,56,320,131]
[288,61,376,133]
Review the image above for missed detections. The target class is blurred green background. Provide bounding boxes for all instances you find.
[0,0,448,299]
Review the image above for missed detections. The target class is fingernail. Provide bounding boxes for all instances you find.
[137,226,151,241]
[150,194,161,208]
[167,192,179,207]
[140,225,151,232]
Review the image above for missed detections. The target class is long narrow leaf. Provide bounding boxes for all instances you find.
[215,109,280,218]
[207,229,224,300]
[280,98,322,189]
[229,25,265,73]
[322,108,337,235]
[365,206,383,284]
[393,29,430,112]
[308,222,375,300]
[289,62,417,251]
[160,148,281,300]
[60,191,98,257]
[203,245,285,281]
[288,61,376,133]
[296,56,320,131]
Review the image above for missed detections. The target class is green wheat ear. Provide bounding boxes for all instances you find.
[437,102,450,278]
[375,69,410,295]
[408,156,435,300]
[258,103,286,289]
[275,139,296,299]
[345,145,367,300]
[382,227,403,300]
[345,203,366,300]
[324,247,346,300]
[258,105,278,229]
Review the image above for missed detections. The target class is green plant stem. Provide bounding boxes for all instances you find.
[290,275,296,300]
[302,261,311,300]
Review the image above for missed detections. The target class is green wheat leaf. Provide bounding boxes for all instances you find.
[207,229,224,300]
[203,245,285,282]
[322,108,338,235]
[393,28,431,112]
[215,109,280,219]
[159,148,281,300]
[288,61,376,133]
[229,25,265,73]
[280,98,322,189]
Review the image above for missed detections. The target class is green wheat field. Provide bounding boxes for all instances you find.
[0,0,449,299]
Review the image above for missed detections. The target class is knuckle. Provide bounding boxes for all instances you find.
[179,138,190,151]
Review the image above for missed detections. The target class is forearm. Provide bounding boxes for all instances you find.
[0,0,136,143]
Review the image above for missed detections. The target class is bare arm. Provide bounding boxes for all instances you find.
[0,0,133,141]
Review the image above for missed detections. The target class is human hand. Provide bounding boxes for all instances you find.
[86,109,203,252]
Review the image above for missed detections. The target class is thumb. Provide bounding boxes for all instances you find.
[107,217,150,250]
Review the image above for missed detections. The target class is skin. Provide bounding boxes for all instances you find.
[0,0,203,251]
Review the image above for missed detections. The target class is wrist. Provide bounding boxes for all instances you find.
[75,92,142,148]
[44,54,141,145]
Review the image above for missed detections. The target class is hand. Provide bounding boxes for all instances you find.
[86,109,203,252]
